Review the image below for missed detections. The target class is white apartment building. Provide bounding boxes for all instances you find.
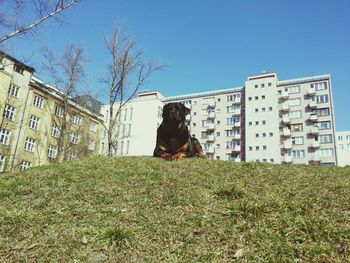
[335,131,350,167]
[100,91,165,156]
[100,72,339,166]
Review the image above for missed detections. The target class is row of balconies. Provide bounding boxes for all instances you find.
[279,86,316,101]
[281,113,318,124]
[282,154,320,164]
[282,126,319,137]
[280,139,320,150]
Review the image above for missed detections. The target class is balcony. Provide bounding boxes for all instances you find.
[283,127,291,137]
[310,126,319,135]
[206,124,215,130]
[309,114,318,122]
[309,100,317,109]
[282,155,292,163]
[233,134,241,140]
[310,154,321,162]
[282,115,290,124]
[233,145,241,152]
[310,140,320,148]
[281,102,290,111]
[282,139,292,149]
[308,86,316,95]
[233,121,241,128]
[206,103,216,108]
[232,109,241,115]
[207,135,215,142]
[233,97,241,104]
[206,147,215,154]
[280,90,289,99]
[208,112,216,119]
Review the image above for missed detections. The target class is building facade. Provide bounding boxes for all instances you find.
[335,131,350,167]
[102,72,339,166]
[0,52,103,173]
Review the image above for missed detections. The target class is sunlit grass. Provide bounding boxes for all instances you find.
[0,156,349,262]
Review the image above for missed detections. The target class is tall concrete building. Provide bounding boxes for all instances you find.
[335,131,350,167]
[102,72,339,166]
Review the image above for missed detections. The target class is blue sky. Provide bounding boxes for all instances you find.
[4,0,350,130]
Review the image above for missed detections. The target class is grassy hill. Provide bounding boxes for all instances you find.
[0,157,349,262]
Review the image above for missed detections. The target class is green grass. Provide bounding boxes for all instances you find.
[0,156,349,262]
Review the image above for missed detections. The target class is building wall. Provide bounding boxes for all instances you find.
[335,131,350,167]
[1,53,103,173]
[100,91,165,156]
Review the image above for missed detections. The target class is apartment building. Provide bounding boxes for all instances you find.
[335,131,350,166]
[102,72,338,166]
[99,91,165,156]
[0,52,103,173]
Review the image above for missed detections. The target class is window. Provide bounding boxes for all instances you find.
[13,64,24,74]
[226,104,240,113]
[255,108,259,112]
[261,95,266,100]
[227,94,240,101]
[262,145,267,150]
[311,82,327,91]
[72,114,82,125]
[20,160,32,171]
[248,97,252,101]
[262,120,266,125]
[317,149,333,158]
[3,104,15,120]
[255,146,260,151]
[24,137,35,152]
[89,122,97,132]
[288,150,305,158]
[289,110,302,119]
[315,108,329,117]
[255,121,259,125]
[287,85,300,94]
[291,136,304,145]
[255,134,259,138]
[254,84,258,88]
[249,146,253,151]
[268,82,272,87]
[29,115,40,130]
[248,122,252,126]
[225,141,239,149]
[0,155,6,172]
[315,95,328,104]
[70,133,79,144]
[0,128,11,145]
[124,108,128,121]
[255,96,258,100]
[262,133,266,137]
[48,145,58,159]
[317,121,331,130]
[289,98,301,106]
[33,96,44,108]
[269,132,273,137]
[291,123,303,132]
[225,129,240,137]
[88,139,95,151]
[51,124,61,138]
[268,107,273,111]
[130,108,133,121]
[8,83,19,97]
[319,134,333,144]
[261,83,265,88]
[202,97,215,105]
[347,135,350,141]
[55,105,64,117]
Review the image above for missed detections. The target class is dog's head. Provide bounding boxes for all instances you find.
[162,103,190,127]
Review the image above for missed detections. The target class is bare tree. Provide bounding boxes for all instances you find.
[101,25,164,156]
[0,0,80,44]
[42,43,86,161]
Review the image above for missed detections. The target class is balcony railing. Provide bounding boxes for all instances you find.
[280,90,289,99]
[282,155,292,163]
[207,135,215,142]
[309,114,318,122]
[281,139,292,149]
[282,115,290,124]
[307,86,316,95]
[283,127,291,137]
[309,100,317,109]
[310,126,319,135]
[310,140,320,148]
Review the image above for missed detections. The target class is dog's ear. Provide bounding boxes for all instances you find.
[162,103,169,119]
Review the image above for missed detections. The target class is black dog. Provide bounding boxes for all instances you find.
[153,102,205,160]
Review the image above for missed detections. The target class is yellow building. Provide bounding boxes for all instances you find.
[0,52,103,173]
